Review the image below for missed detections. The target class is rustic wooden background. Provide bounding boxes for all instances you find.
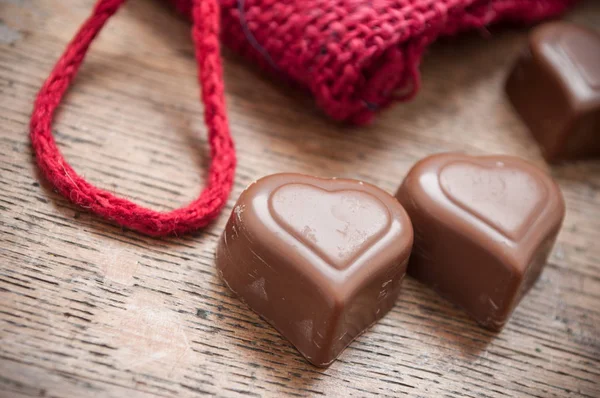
[1,0,599,397]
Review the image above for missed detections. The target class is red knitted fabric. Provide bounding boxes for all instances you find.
[30,0,236,236]
[169,0,577,124]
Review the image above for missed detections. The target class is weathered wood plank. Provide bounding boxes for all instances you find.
[1,0,599,396]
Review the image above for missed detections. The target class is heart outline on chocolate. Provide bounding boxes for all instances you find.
[438,161,548,241]
[268,183,392,270]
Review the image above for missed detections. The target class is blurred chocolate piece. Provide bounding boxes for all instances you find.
[217,173,413,366]
[396,153,565,330]
[506,22,600,163]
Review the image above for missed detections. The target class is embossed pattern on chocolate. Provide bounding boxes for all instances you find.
[396,153,565,330]
[217,173,413,366]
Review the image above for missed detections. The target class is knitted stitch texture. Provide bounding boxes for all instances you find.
[30,0,236,236]
[169,0,577,124]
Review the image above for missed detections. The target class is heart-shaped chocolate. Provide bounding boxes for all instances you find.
[216,173,413,366]
[270,184,390,269]
[506,22,600,162]
[396,153,565,331]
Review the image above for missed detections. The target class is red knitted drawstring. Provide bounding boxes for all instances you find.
[30,0,236,237]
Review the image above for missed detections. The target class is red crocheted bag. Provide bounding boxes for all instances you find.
[170,0,576,124]
[31,0,576,236]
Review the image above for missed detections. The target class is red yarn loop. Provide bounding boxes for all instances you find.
[30,0,236,236]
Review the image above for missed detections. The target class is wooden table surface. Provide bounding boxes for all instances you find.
[1,1,599,397]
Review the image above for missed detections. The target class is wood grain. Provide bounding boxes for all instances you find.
[1,0,599,396]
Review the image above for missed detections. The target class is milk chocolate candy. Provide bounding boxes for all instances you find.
[506,22,600,163]
[396,154,565,330]
[216,173,413,366]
